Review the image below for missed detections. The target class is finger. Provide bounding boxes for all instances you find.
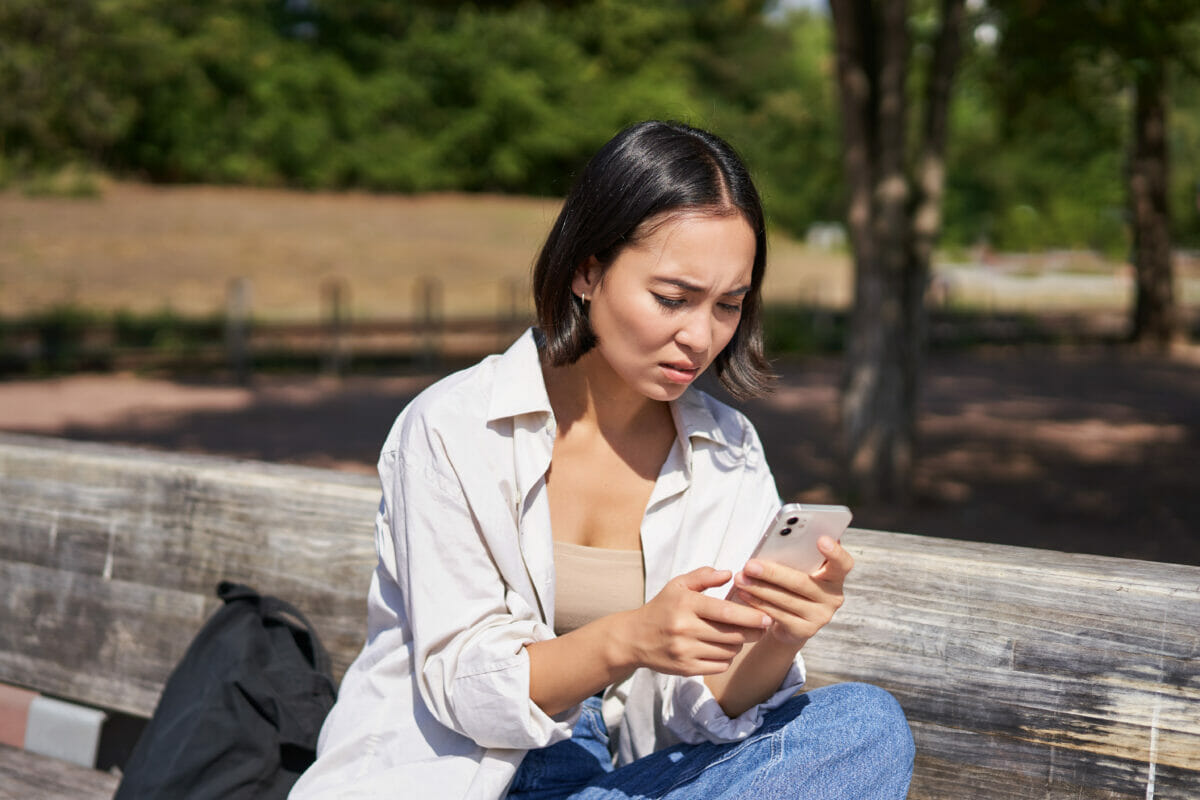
[735,576,827,615]
[813,537,854,579]
[664,617,752,648]
[695,640,744,661]
[676,566,734,593]
[663,640,743,674]
[709,619,765,644]
[690,639,746,670]
[693,593,773,630]
[664,608,766,646]
[737,585,834,629]
[743,559,814,596]
[690,618,767,647]
[736,592,822,644]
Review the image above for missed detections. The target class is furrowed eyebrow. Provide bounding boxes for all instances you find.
[656,278,750,297]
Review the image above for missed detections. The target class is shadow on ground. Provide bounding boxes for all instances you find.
[742,348,1200,565]
[2,346,1197,565]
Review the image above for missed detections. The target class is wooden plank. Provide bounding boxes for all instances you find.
[0,743,118,800]
[909,723,1137,799]
[1,560,212,717]
[804,528,1200,799]
[0,433,379,701]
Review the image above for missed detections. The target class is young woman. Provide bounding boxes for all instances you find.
[290,121,914,800]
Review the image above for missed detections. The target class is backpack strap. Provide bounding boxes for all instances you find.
[215,581,335,680]
[261,595,334,680]
[217,581,260,604]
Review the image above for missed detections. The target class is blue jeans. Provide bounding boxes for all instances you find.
[507,683,914,800]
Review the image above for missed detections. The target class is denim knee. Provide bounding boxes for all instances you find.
[834,682,915,764]
[772,681,914,799]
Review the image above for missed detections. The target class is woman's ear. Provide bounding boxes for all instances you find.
[571,257,601,299]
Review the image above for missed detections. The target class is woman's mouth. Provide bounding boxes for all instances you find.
[660,362,700,384]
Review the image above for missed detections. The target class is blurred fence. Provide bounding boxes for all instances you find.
[2,272,1198,379]
[0,276,534,379]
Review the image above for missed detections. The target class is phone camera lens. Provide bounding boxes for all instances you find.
[786,517,799,525]
[780,527,792,536]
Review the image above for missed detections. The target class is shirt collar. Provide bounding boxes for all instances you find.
[487,327,733,453]
[487,328,554,423]
[671,384,731,450]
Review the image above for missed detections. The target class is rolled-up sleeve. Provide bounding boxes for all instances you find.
[376,419,575,751]
[611,656,805,763]
[658,661,806,744]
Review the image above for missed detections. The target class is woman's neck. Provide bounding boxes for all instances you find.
[541,348,678,551]
[543,350,671,442]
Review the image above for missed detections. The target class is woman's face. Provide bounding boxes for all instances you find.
[573,212,757,402]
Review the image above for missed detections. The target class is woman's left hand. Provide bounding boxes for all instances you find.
[731,536,854,648]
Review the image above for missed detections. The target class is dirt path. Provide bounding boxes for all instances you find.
[2,346,1197,566]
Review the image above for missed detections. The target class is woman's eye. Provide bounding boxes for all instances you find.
[653,294,686,309]
[718,302,743,314]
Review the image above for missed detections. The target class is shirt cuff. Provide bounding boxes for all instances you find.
[663,657,807,744]
[446,620,579,750]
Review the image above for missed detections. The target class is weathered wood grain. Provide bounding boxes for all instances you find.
[804,528,1200,799]
[0,561,206,717]
[0,742,119,800]
[0,432,379,710]
[2,432,1199,799]
[908,723,1139,800]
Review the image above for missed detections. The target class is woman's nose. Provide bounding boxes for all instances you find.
[675,310,712,353]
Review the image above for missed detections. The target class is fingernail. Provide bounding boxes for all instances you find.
[761,615,772,628]
[818,537,835,553]
[744,561,763,577]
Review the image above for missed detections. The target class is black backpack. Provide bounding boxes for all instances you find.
[115,581,338,800]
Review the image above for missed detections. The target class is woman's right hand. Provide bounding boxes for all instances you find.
[528,567,771,715]
[618,567,773,676]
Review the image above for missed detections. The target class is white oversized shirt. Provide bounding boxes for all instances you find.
[290,330,805,800]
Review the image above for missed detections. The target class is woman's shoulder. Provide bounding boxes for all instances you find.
[379,330,544,459]
[379,358,498,457]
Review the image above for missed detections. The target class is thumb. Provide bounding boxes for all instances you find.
[676,566,733,593]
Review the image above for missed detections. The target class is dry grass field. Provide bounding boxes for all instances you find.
[1,182,851,322]
[7,181,1197,331]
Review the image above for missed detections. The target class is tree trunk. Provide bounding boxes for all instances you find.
[1129,57,1178,350]
[830,0,964,504]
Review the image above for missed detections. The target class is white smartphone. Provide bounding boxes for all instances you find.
[743,503,853,576]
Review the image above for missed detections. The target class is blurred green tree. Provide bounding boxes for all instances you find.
[942,44,1129,255]
[0,0,143,171]
[990,0,1200,350]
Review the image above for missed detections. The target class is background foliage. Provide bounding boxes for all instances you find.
[2,0,1198,249]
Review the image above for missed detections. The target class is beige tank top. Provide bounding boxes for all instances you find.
[552,541,646,635]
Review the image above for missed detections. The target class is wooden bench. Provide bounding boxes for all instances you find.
[1,432,1197,799]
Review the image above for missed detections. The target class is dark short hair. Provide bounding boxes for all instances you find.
[532,120,774,400]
